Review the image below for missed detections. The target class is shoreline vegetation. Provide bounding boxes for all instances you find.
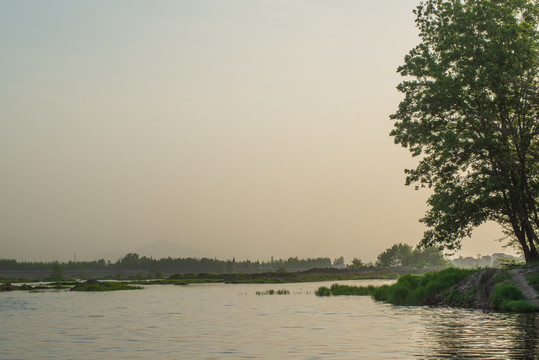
[3,245,536,314]
[316,265,539,313]
[2,264,538,314]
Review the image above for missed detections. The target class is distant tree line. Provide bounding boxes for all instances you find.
[0,255,332,274]
[0,243,449,276]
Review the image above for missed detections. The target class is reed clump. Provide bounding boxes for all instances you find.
[255,289,290,295]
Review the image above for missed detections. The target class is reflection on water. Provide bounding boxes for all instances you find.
[414,308,538,359]
[0,280,537,359]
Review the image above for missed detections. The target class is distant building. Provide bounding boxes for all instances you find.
[451,253,519,268]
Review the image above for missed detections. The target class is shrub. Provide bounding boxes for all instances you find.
[372,285,391,301]
[315,286,331,296]
[490,282,531,310]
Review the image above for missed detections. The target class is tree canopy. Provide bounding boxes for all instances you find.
[375,243,449,268]
[391,0,539,262]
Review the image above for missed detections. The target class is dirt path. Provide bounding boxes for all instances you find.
[508,268,539,307]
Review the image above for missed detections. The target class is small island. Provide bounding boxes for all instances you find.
[70,279,143,291]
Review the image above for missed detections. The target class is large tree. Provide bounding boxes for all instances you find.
[391,0,539,262]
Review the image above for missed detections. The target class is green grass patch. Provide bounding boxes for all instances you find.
[329,284,376,296]
[315,286,331,296]
[372,268,476,305]
[491,271,510,284]
[526,273,539,293]
[315,268,475,306]
[499,300,537,312]
[490,282,537,312]
[315,284,379,297]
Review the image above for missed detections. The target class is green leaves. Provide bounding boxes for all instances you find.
[391,0,539,261]
[375,243,448,268]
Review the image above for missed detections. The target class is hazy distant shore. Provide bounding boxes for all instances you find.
[0,266,436,284]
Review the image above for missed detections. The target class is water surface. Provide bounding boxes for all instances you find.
[1,280,538,359]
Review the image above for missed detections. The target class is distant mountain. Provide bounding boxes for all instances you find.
[93,241,210,262]
[92,249,126,262]
[134,240,210,260]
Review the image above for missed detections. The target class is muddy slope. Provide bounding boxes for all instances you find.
[427,267,539,311]
[426,268,501,310]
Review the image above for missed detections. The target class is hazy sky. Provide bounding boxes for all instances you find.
[0,0,513,262]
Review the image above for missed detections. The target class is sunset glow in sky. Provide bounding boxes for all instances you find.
[0,0,512,262]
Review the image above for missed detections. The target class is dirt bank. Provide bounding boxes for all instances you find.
[428,266,539,311]
[508,267,539,307]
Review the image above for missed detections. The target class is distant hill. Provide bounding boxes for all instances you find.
[93,241,210,261]
[92,249,126,262]
[135,240,210,260]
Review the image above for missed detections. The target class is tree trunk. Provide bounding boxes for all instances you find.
[525,248,539,263]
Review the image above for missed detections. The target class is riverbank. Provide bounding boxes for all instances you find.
[317,265,539,313]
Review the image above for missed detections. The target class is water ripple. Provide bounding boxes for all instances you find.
[1,281,538,359]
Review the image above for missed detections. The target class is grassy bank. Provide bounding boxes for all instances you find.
[489,282,536,312]
[527,272,539,293]
[316,267,539,313]
[316,268,474,303]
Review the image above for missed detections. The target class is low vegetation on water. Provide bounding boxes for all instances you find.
[316,284,376,296]
[70,280,142,291]
[255,289,290,295]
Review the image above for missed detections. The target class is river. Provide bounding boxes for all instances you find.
[1,280,538,359]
